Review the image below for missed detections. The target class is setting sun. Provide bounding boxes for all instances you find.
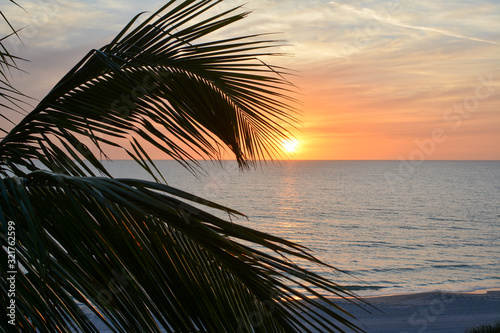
[281,138,300,154]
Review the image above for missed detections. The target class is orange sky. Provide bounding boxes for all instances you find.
[3,0,500,161]
[293,63,499,160]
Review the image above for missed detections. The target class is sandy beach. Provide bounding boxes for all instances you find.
[80,289,500,332]
[310,289,500,333]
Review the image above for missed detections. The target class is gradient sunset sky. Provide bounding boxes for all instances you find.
[4,0,500,160]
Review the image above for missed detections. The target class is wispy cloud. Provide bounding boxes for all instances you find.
[330,1,499,45]
[382,20,499,45]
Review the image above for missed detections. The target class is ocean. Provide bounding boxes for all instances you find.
[104,160,500,297]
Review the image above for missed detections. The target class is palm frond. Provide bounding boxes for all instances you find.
[0,1,366,332]
[1,171,364,332]
[0,0,298,179]
[0,2,30,115]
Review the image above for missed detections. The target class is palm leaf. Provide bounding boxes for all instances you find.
[0,1,366,332]
[1,1,30,115]
[1,171,364,332]
[0,0,298,179]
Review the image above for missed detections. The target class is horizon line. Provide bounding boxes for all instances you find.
[102,159,500,162]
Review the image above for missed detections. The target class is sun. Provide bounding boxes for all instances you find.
[281,138,300,154]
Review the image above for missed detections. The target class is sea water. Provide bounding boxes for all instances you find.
[104,160,500,296]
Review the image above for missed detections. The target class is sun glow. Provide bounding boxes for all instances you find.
[281,138,300,154]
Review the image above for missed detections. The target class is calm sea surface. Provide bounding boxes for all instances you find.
[104,160,499,296]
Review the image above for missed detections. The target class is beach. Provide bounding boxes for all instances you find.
[306,289,500,333]
[80,289,500,332]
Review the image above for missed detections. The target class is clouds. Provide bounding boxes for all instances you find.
[281,0,500,159]
[2,0,168,52]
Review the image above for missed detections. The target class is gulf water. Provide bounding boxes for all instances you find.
[105,160,499,296]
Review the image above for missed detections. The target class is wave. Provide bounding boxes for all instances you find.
[344,285,386,291]
[427,217,466,222]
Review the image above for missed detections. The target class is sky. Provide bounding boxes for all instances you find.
[3,0,500,160]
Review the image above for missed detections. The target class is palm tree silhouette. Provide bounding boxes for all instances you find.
[1,1,363,332]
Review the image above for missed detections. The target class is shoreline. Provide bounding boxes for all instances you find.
[306,288,500,333]
[347,286,500,299]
